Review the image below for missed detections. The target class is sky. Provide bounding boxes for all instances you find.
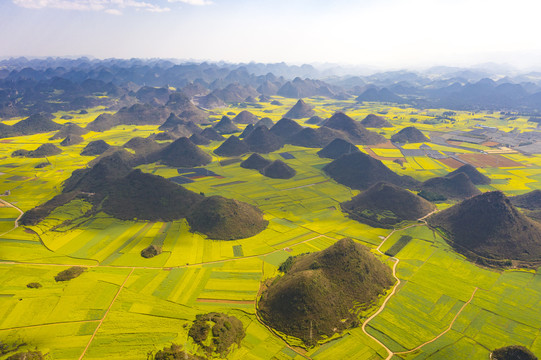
[1,0,541,70]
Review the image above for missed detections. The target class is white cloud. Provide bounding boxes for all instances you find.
[12,0,170,13]
[168,0,213,5]
[145,6,170,12]
[104,8,122,14]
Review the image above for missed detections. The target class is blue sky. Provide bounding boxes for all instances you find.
[1,0,541,70]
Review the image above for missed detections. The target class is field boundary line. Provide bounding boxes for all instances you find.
[395,287,478,355]
[78,267,134,360]
[0,235,329,270]
[280,180,329,191]
[0,319,100,332]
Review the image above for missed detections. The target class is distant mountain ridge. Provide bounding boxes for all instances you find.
[3,57,541,121]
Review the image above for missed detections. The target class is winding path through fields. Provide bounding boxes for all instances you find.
[361,258,400,360]
[361,209,479,359]
[395,287,478,356]
[360,213,433,360]
[0,198,24,236]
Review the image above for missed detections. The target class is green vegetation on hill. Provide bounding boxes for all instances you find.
[323,152,420,190]
[158,112,183,130]
[428,191,541,266]
[158,112,203,133]
[6,351,45,360]
[420,172,481,200]
[360,114,392,128]
[156,122,197,140]
[213,115,240,134]
[240,153,271,170]
[123,136,165,156]
[418,189,448,201]
[255,117,274,128]
[306,115,324,124]
[10,113,61,136]
[19,146,269,240]
[20,191,81,225]
[63,151,133,194]
[232,110,258,124]
[154,344,203,360]
[492,345,538,360]
[390,126,429,143]
[342,182,435,228]
[284,99,315,119]
[101,169,203,221]
[13,144,62,158]
[86,103,168,131]
[258,238,394,345]
[141,245,162,259]
[0,342,45,360]
[80,139,110,156]
[154,344,204,360]
[214,135,249,157]
[189,132,211,145]
[446,163,491,185]
[200,127,224,141]
[50,123,88,140]
[288,126,346,148]
[27,143,62,158]
[60,134,84,146]
[186,196,268,240]
[0,342,24,357]
[156,137,212,168]
[260,160,296,179]
[269,118,303,139]
[322,112,386,145]
[239,123,254,138]
[86,113,115,132]
[11,149,30,157]
[243,126,283,153]
[509,190,541,210]
[317,138,360,159]
[54,266,85,282]
[188,312,245,356]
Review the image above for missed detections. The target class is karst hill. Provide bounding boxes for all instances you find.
[428,191,541,265]
[258,238,394,345]
[342,182,435,228]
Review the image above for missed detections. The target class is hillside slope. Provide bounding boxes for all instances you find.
[428,191,541,265]
[258,238,394,345]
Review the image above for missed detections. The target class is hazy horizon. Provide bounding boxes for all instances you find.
[2,0,541,71]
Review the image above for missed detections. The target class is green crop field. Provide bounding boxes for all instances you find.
[0,97,540,359]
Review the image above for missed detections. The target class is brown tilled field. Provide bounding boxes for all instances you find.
[437,157,466,168]
[457,153,524,168]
